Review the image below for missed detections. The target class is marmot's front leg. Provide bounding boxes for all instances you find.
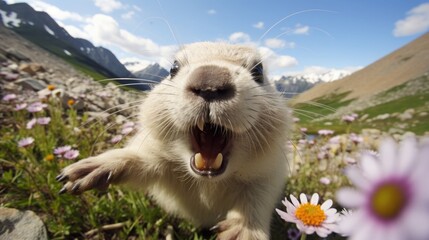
[214,186,274,240]
[57,149,147,194]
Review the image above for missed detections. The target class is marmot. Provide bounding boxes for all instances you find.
[57,42,291,239]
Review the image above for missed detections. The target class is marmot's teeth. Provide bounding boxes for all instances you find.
[197,118,205,132]
[194,153,205,170]
[213,153,223,170]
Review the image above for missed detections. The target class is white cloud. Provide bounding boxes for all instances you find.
[393,3,429,37]
[293,24,310,35]
[62,23,90,39]
[207,9,216,15]
[120,57,152,72]
[93,0,123,13]
[229,32,251,43]
[253,21,264,29]
[286,65,362,77]
[121,11,135,20]
[17,0,86,22]
[258,47,298,70]
[264,38,296,49]
[72,14,177,67]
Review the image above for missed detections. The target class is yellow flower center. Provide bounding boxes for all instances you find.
[47,85,56,91]
[44,154,54,161]
[67,99,75,106]
[295,203,326,226]
[370,183,407,220]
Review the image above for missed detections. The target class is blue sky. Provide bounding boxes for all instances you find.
[4,0,429,77]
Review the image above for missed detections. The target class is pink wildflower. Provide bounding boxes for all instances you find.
[18,137,34,147]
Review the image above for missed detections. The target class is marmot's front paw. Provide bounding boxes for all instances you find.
[56,157,119,194]
[214,218,268,240]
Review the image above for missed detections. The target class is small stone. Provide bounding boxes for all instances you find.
[0,207,48,240]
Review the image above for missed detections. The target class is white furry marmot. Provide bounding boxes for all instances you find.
[57,42,290,240]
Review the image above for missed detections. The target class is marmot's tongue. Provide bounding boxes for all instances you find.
[192,124,227,171]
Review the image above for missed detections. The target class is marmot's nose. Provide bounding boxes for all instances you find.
[187,65,236,102]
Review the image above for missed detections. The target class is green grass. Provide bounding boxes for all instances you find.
[290,91,355,134]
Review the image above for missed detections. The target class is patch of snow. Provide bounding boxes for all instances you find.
[28,21,34,26]
[121,57,152,72]
[80,47,84,51]
[0,10,21,28]
[64,50,72,56]
[44,25,55,36]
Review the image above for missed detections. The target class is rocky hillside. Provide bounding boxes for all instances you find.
[289,32,429,135]
[293,32,429,103]
[0,0,133,80]
[0,22,140,120]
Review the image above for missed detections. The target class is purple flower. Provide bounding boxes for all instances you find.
[121,127,134,135]
[349,133,363,144]
[111,135,123,143]
[320,177,331,185]
[26,118,37,129]
[37,117,51,125]
[122,121,135,129]
[318,129,334,136]
[342,115,356,123]
[63,150,79,160]
[15,103,28,111]
[336,137,429,239]
[18,137,34,147]
[27,102,48,113]
[287,228,301,240]
[54,145,72,156]
[2,93,17,101]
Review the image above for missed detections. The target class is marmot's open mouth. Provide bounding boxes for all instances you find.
[190,122,232,177]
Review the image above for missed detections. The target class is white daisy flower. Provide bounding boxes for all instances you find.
[276,193,338,238]
[336,137,429,240]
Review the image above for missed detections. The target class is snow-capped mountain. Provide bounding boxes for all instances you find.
[286,69,353,84]
[274,69,355,98]
[133,63,169,82]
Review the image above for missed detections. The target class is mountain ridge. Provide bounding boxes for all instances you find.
[293,32,429,104]
[0,0,133,80]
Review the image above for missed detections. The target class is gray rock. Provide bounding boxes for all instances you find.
[0,208,48,240]
[16,78,47,91]
[5,49,31,62]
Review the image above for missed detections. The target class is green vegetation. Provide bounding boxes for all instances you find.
[291,75,429,135]
[0,94,206,239]
[290,91,355,134]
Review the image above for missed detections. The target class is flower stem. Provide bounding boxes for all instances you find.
[300,233,307,240]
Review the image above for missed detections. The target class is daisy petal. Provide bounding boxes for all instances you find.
[344,166,371,191]
[290,194,300,208]
[349,218,374,240]
[378,137,397,175]
[403,206,429,239]
[321,199,333,210]
[310,193,319,205]
[336,187,365,208]
[315,227,330,238]
[299,193,308,204]
[397,137,417,175]
[360,153,382,181]
[275,209,295,223]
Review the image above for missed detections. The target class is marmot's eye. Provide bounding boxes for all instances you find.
[170,60,180,77]
[251,63,264,84]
